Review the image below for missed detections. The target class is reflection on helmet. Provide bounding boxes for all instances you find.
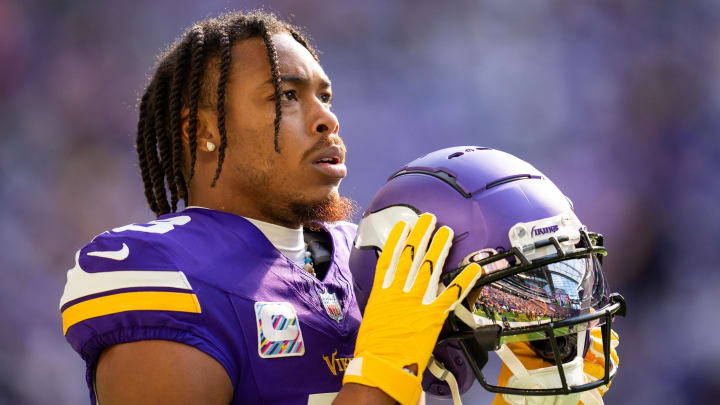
[469,255,606,345]
[349,146,626,401]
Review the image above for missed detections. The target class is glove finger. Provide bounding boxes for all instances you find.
[393,213,435,291]
[411,225,452,299]
[433,263,483,313]
[375,220,410,289]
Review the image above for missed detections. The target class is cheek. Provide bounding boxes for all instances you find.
[224,88,276,131]
[276,112,312,152]
[224,105,273,150]
[225,102,309,171]
[226,104,272,135]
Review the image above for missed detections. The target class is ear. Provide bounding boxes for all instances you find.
[181,107,219,152]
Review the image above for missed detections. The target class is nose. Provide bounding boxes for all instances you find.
[309,102,339,137]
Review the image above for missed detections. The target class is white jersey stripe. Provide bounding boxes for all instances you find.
[59,250,193,309]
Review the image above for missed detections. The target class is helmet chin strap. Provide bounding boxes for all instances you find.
[428,357,463,405]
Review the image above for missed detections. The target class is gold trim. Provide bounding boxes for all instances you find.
[62,291,201,334]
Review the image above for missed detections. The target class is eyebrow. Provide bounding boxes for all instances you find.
[262,75,331,89]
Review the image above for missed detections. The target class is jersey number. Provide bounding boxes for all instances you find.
[112,216,191,234]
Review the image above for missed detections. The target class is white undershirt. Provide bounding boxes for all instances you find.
[186,206,307,268]
[243,217,306,268]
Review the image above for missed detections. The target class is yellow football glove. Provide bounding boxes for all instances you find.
[492,327,620,405]
[343,213,483,405]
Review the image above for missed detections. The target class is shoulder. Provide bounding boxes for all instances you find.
[59,219,202,355]
[75,215,191,273]
[70,208,256,278]
[60,211,242,383]
[61,213,202,314]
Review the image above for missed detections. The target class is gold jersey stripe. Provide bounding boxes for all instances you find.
[62,291,201,334]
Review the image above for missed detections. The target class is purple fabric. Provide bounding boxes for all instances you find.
[63,208,361,404]
[78,231,181,273]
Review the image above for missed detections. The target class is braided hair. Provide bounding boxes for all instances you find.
[136,11,319,216]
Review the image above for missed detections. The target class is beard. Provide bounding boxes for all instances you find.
[288,192,357,230]
[233,146,356,228]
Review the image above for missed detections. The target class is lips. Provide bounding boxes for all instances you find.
[311,145,344,165]
[311,146,347,179]
[314,156,340,164]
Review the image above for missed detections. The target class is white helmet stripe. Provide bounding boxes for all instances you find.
[354,206,420,250]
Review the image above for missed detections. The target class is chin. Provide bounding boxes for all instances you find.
[289,188,356,226]
[304,184,341,204]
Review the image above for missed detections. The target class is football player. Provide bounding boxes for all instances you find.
[59,11,479,405]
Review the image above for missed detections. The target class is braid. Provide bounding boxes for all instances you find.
[143,81,171,215]
[135,11,322,215]
[136,91,159,214]
[152,77,179,212]
[169,38,192,204]
[186,26,205,183]
[260,22,283,153]
[211,31,231,187]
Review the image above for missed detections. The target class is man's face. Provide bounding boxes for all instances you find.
[212,33,348,226]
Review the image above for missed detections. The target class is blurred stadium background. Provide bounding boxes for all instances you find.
[2,0,719,404]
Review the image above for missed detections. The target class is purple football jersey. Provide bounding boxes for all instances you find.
[60,208,361,404]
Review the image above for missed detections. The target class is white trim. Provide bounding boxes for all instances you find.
[307,392,338,405]
[354,206,420,250]
[344,357,363,376]
[59,250,193,309]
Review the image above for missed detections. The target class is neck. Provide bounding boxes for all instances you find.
[187,183,301,229]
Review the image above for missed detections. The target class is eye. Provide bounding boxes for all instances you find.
[320,92,332,104]
[279,90,297,102]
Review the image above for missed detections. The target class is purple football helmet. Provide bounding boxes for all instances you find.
[350,147,626,399]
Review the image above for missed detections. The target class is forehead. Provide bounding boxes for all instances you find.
[229,33,329,84]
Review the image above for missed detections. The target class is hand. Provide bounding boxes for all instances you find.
[343,213,483,405]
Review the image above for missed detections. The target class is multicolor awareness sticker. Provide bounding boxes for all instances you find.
[255,302,305,358]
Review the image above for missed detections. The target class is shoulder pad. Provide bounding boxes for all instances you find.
[60,215,199,335]
[79,215,193,273]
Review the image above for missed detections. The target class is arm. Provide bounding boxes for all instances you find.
[95,340,233,405]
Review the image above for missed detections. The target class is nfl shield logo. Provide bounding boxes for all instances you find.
[320,291,343,322]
